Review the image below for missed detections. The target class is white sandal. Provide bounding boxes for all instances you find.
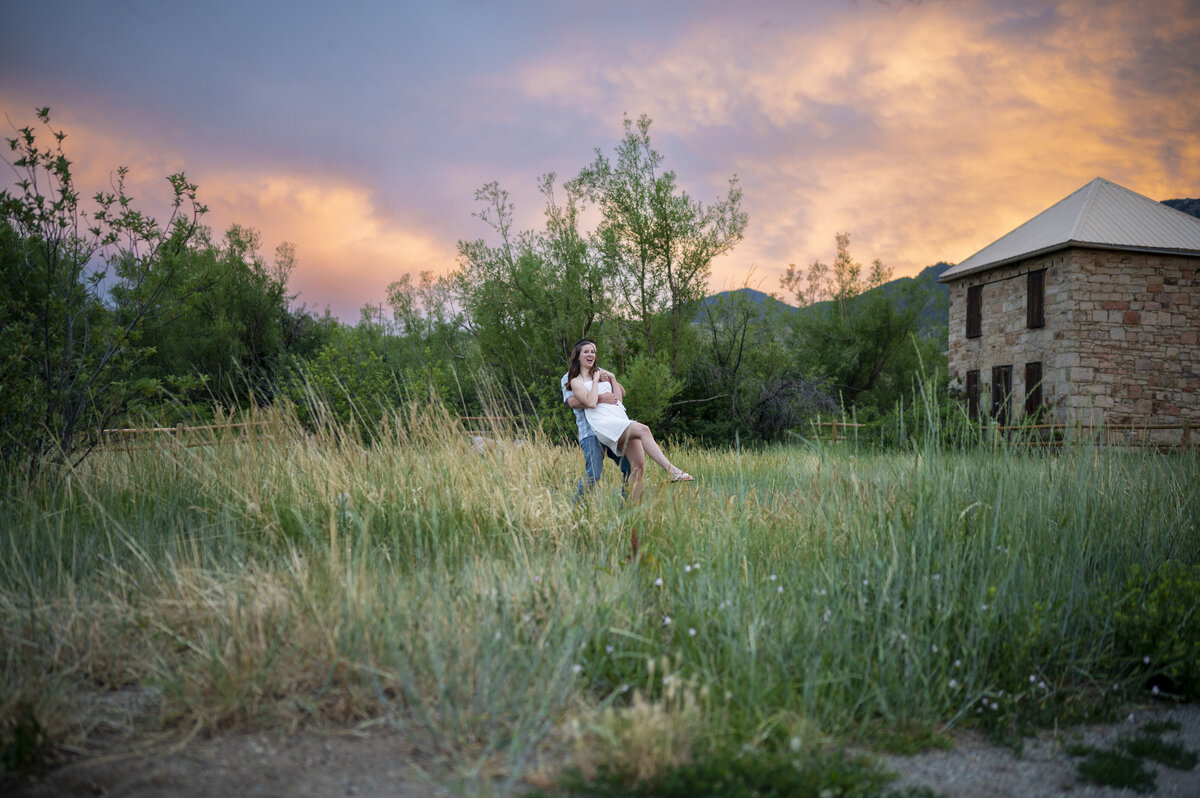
[669,468,694,482]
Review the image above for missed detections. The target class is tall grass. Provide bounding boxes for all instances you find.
[2,398,1198,789]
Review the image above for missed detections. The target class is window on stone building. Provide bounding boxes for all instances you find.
[991,365,1013,426]
[1024,361,1043,417]
[966,284,982,338]
[1027,270,1045,328]
[965,369,980,421]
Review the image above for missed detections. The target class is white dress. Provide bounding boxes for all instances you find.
[581,379,636,456]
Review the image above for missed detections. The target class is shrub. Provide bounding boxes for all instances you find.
[1112,560,1200,698]
[284,335,396,440]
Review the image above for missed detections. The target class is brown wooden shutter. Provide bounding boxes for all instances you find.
[1027,270,1045,328]
[966,369,980,420]
[966,284,982,338]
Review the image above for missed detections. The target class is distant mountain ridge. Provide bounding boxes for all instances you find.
[702,262,951,339]
[1163,197,1200,218]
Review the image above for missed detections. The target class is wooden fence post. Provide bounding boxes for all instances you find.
[831,420,839,445]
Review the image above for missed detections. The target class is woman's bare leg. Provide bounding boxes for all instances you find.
[618,423,676,475]
[625,438,646,504]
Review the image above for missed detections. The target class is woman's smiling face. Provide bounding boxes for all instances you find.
[579,343,596,371]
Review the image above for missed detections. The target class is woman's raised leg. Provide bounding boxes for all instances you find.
[618,423,689,479]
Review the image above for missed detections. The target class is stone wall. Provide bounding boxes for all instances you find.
[946,252,1064,421]
[947,247,1200,432]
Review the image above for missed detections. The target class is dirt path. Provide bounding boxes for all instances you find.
[877,703,1200,798]
[7,704,1199,797]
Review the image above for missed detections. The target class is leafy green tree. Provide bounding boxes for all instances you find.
[384,270,475,411]
[781,233,943,413]
[283,326,396,440]
[280,302,341,364]
[572,115,747,372]
[454,176,612,424]
[685,288,836,440]
[781,232,892,317]
[0,108,206,472]
[136,225,296,410]
[619,351,682,428]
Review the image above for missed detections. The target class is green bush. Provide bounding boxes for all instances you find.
[285,335,396,440]
[621,351,682,429]
[1113,560,1200,698]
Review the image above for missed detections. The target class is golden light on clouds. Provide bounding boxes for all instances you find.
[202,172,455,310]
[517,0,1200,295]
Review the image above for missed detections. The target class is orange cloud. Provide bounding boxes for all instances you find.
[201,172,456,315]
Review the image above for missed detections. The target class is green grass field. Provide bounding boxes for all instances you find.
[3,403,1198,792]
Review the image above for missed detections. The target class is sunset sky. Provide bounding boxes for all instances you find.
[3,0,1198,321]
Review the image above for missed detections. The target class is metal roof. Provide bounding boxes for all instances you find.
[940,177,1200,281]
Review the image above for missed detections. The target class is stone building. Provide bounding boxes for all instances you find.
[940,178,1200,432]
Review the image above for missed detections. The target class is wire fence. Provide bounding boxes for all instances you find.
[94,415,528,453]
[93,420,277,452]
[95,416,1196,453]
[809,419,1196,449]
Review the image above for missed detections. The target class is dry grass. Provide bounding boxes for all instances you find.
[2,401,1198,790]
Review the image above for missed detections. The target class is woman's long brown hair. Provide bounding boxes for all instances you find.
[567,339,596,383]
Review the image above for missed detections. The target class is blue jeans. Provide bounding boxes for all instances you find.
[574,435,631,502]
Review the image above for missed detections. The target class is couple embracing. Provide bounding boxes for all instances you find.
[560,339,691,505]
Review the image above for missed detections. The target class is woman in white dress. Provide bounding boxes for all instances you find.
[567,340,692,502]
